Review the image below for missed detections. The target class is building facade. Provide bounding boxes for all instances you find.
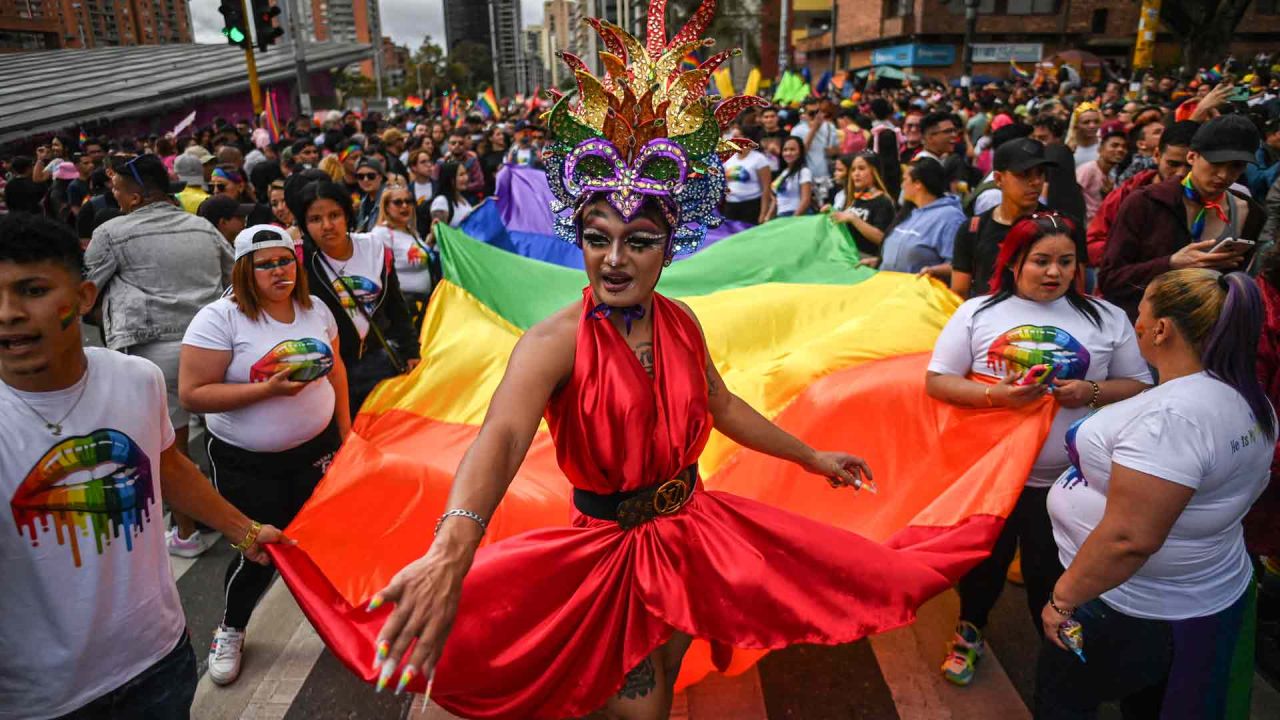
[305,0,380,79]
[0,0,192,51]
[792,0,1280,80]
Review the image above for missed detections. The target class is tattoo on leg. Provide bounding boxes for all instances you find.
[618,657,656,700]
[706,365,718,396]
[634,342,655,377]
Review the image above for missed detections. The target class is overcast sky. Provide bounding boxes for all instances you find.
[190,0,545,50]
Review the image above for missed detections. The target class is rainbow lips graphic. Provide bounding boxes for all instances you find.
[10,429,156,567]
[332,276,379,314]
[986,325,1090,381]
[406,243,428,268]
[250,338,334,383]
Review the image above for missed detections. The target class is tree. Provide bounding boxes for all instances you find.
[1159,0,1253,74]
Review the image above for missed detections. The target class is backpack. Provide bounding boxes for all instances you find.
[963,178,999,216]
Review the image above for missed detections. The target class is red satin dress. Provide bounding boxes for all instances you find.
[430,289,945,719]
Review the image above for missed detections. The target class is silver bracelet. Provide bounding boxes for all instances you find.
[435,509,488,537]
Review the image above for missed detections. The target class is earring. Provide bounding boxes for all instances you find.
[663,257,673,267]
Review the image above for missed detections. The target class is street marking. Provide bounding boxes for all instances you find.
[191,579,309,720]
[240,620,326,719]
[869,590,1030,720]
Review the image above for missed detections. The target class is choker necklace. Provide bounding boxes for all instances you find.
[4,363,90,436]
[590,302,645,335]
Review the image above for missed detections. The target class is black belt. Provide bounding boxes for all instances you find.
[573,465,697,530]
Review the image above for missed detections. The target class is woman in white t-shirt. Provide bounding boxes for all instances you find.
[926,212,1151,687]
[289,180,421,410]
[429,160,474,229]
[1037,269,1274,718]
[722,138,773,226]
[369,180,435,325]
[179,225,352,687]
[770,136,813,218]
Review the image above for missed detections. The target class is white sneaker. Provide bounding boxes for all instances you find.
[166,527,218,558]
[208,625,245,685]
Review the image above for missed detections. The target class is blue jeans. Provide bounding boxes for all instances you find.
[56,630,197,719]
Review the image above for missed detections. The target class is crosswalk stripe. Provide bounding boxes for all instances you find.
[191,578,311,720]
[869,591,1030,720]
[240,619,326,720]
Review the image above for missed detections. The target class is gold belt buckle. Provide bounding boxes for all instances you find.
[652,477,690,515]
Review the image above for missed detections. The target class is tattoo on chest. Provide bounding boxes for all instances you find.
[618,657,656,699]
[634,342,655,377]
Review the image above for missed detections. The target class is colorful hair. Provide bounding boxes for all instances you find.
[212,166,245,184]
[980,211,1100,326]
[1147,269,1276,438]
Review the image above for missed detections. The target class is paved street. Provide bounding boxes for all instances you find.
[173,533,1280,719]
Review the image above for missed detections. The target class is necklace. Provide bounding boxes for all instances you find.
[3,364,90,436]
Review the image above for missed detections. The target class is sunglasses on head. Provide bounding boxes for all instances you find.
[253,256,296,271]
[122,156,146,188]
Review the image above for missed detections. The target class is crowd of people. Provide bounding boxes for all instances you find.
[3,41,1280,719]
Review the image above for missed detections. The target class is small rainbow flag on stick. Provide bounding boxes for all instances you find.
[78,128,88,144]
[1010,59,1033,81]
[476,87,501,120]
[263,90,283,143]
[404,95,424,110]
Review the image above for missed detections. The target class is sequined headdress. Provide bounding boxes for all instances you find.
[543,0,767,255]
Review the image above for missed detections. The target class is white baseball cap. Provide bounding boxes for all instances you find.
[233,224,296,261]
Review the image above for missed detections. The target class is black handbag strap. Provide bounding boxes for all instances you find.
[313,244,407,374]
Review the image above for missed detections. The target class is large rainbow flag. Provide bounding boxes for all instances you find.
[269,201,1057,700]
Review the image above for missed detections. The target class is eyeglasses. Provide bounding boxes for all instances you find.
[388,198,413,207]
[356,172,381,181]
[210,183,228,191]
[926,126,957,136]
[253,256,296,271]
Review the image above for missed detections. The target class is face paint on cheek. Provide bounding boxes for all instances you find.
[58,304,78,330]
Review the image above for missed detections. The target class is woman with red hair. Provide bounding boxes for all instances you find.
[925,211,1151,686]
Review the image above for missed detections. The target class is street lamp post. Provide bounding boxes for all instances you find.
[961,0,978,88]
[778,0,789,77]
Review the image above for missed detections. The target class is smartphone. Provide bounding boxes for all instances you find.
[1015,364,1059,387]
[1228,86,1251,103]
[1209,238,1256,255]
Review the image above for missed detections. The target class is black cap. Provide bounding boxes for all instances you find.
[197,195,256,225]
[994,138,1059,172]
[1191,114,1262,164]
[117,153,184,194]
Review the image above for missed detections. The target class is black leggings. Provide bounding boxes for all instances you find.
[958,485,1063,634]
[209,423,341,629]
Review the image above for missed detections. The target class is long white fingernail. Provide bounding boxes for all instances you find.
[375,658,395,693]
[423,670,436,706]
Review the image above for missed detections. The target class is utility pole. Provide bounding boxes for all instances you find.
[488,0,502,97]
[778,0,789,77]
[829,0,837,90]
[961,0,978,88]
[241,0,264,113]
[284,0,312,116]
[371,1,384,99]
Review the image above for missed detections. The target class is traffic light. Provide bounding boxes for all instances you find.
[218,0,249,49]
[251,0,284,51]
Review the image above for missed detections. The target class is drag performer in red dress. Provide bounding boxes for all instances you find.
[367,3,942,717]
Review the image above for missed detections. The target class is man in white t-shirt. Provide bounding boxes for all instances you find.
[791,98,840,200]
[0,214,290,720]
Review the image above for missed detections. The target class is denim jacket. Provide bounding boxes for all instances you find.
[85,201,233,350]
